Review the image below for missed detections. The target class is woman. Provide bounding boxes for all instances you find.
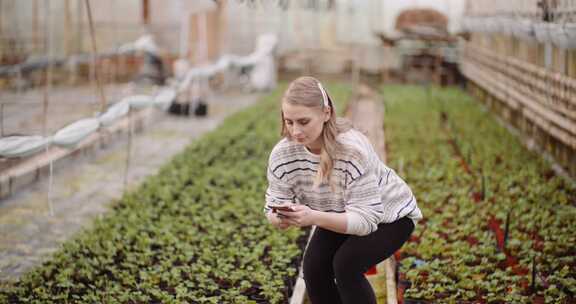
[264,76,422,304]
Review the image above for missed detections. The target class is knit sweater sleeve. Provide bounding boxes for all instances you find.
[343,156,384,236]
[263,147,294,214]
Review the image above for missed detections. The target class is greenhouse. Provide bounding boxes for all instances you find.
[0,0,574,303]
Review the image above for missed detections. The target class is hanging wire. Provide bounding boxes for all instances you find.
[123,109,134,193]
[121,1,138,195]
[43,0,54,217]
[111,0,119,84]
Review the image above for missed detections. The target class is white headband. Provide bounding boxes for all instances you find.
[317,82,329,108]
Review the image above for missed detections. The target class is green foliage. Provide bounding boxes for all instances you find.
[382,85,575,303]
[0,83,352,303]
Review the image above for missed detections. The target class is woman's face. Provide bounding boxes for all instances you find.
[282,102,330,150]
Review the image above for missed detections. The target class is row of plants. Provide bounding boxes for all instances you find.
[0,83,352,303]
[381,85,575,303]
[437,87,575,301]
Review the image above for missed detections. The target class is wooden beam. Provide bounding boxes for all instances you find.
[142,0,150,25]
[462,61,576,150]
[63,0,72,56]
[84,0,107,113]
[468,46,576,135]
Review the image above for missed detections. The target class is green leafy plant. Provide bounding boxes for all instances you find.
[0,83,353,303]
[382,85,575,303]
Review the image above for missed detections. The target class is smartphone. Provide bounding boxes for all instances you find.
[270,205,295,219]
[269,205,295,212]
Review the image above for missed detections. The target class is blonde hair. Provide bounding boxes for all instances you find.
[281,76,352,190]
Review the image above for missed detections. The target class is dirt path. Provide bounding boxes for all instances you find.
[346,85,396,304]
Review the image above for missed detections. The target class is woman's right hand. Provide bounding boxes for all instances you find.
[267,212,293,230]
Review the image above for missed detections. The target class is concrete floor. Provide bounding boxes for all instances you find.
[0,88,262,282]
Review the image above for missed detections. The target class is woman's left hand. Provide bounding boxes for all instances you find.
[277,205,316,227]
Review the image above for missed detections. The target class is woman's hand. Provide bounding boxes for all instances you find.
[277,205,316,227]
[270,205,349,234]
[267,212,293,230]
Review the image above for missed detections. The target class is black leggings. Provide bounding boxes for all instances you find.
[303,217,414,304]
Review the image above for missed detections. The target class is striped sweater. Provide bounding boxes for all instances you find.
[264,128,423,236]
